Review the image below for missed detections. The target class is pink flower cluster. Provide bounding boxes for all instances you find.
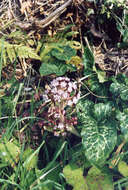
[42,77,80,136]
[44,77,80,106]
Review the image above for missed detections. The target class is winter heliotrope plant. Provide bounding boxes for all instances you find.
[43,77,80,136]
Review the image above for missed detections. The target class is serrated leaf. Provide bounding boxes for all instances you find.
[51,45,76,61]
[15,45,41,60]
[0,39,40,67]
[6,44,16,62]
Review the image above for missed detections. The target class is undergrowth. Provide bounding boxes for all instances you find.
[0,1,128,190]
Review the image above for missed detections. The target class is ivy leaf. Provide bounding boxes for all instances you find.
[81,119,117,165]
[51,45,76,61]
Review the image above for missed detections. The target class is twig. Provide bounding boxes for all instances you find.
[15,0,73,29]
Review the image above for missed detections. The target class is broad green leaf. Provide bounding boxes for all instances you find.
[39,62,67,76]
[66,64,77,72]
[118,161,128,177]
[109,81,123,97]
[76,100,94,124]
[94,102,113,121]
[0,142,20,167]
[86,166,114,190]
[51,45,76,61]
[110,81,128,101]
[63,163,88,190]
[81,119,117,165]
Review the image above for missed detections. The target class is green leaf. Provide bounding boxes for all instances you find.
[83,47,94,75]
[51,45,76,61]
[39,62,67,76]
[118,161,128,177]
[81,119,117,165]
[76,100,94,124]
[86,166,114,190]
[77,100,117,166]
[0,39,40,67]
[110,81,128,101]
[0,142,20,167]
[116,110,128,141]
[63,163,88,190]
[94,102,113,121]
[109,81,123,97]
[22,147,38,170]
[43,162,62,190]
[93,65,107,83]
[15,45,41,60]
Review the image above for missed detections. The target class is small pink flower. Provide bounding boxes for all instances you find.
[73,97,78,104]
[51,87,57,94]
[72,83,77,90]
[77,92,80,100]
[60,81,67,88]
[58,123,64,129]
[68,86,72,93]
[58,90,64,95]
[68,100,73,106]
[54,95,61,102]
[68,82,73,87]
[54,132,59,136]
[62,92,68,99]
[51,80,59,87]
[43,94,48,101]
[64,77,70,81]
[54,113,60,118]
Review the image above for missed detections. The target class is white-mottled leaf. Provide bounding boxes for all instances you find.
[81,119,117,165]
